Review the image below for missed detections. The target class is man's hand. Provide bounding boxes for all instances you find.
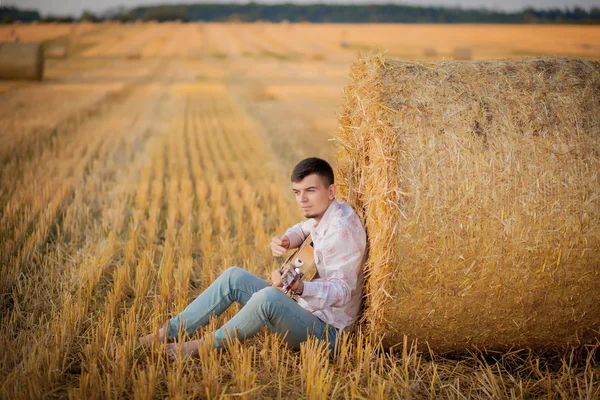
[290,278,304,295]
[270,235,290,257]
[271,268,284,290]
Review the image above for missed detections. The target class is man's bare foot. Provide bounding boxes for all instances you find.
[139,327,167,346]
[166,340,201,362]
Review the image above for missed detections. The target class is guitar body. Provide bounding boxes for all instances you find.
[281,234,318,298]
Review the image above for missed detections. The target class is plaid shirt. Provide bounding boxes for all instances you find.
[284,199,367,331]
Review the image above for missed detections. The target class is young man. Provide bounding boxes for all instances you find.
[139,157,367,360]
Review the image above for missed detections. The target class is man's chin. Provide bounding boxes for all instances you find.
[303,211,317,219]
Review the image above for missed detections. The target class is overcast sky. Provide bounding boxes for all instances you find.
[6,0,599,17]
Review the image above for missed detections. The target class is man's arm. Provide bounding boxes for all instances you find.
[299,228,366,310]
[270,220,312,257]
[270,235,290,257]
[283,220,312,250]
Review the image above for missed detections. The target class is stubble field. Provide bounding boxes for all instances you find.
[1,22,599,399]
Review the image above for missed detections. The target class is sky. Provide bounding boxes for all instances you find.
[5,0,599,17]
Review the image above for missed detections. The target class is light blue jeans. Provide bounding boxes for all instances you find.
[165,266,339,351]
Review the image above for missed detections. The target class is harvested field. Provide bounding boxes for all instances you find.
[1,22,599,399]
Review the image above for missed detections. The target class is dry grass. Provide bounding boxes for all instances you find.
[1,23,600,399]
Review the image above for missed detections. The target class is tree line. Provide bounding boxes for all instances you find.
[1,4,599,24]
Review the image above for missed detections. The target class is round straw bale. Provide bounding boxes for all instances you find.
[423,47,437,57]
[335,53,600,353]
[127,51,142,60]
[452,47,472,60]
[0,42,44,81]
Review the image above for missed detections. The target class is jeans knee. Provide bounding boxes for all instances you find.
[252,286,282,305]
[223,266,245,281]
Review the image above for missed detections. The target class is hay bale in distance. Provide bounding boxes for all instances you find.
[452,47,473,60]
[127,51,142,60]
[0,42,44,81]
[422,47,437,57]
[335,53,600,353]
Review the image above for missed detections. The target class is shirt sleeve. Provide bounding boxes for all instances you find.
[300,226,366,309]
[283,220,312,249]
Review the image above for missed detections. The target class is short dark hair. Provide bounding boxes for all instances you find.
[291,157,334,187]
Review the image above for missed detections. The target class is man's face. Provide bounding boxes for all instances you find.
[292,174,336,221]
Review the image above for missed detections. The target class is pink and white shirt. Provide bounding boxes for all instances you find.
[284,199,367,331]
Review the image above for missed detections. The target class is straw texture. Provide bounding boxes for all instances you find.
[335,53,600,352]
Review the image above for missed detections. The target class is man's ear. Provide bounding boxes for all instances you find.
[328,184,336,200]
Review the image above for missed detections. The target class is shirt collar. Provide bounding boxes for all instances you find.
[312,199,341,237]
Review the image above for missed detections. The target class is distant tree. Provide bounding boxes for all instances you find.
[522,7,538,23]
[40,15,75,23]
[80,10,100,22]
[0,6,40,23]
[142,6,189,22]
[102,6,127,20]
[2,3,598,25]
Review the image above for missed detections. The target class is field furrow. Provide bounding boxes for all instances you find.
[0,79,178,397]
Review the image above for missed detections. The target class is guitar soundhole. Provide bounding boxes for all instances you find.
[309,241,314,248]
